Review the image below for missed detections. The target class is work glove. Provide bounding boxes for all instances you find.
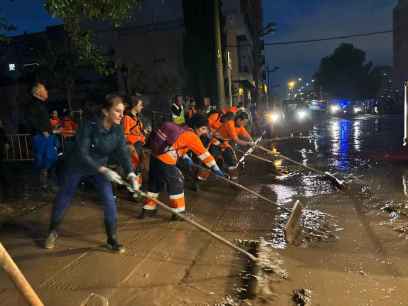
[101,168,123,185]
[248,140,256,147]
[211,165,225,177]
[127,172,140,192]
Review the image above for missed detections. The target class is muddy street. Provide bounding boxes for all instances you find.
[1,114,408,306]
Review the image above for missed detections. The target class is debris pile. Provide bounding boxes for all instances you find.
[269,207,342,248]
[231,239,288,304]
[292,288,312,306]
[378,200,408,219]
[393,223,408,239]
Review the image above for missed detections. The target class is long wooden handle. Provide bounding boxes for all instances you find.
[145,194,258,262]
[0,243,44,306]
[122,180,257,262]
[257,145,345,188]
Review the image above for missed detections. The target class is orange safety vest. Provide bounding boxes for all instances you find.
[123,114,146,145]
[50,118,61,129]
[222,105,238,114]
[208,112,222,133]
[157,130,216,168]
[61,117,77,137]
[216,119,251,149]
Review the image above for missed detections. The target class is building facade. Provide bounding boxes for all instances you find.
[393,0,408,91]
[94,0,265,107]
[222,0,265,106]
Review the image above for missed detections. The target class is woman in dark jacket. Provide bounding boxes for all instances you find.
[44,94,138,253]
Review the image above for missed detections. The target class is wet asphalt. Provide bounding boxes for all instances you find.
[1,113,408,305]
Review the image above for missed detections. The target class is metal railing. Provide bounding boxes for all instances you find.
[4,134,74,162]
[3,111,172,162]
[5,134,34,161]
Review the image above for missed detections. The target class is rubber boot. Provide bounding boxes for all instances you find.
[44,221,60,249]
[105,221,125,254]
[137,208,157,219]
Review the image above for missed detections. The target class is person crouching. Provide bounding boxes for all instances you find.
[139,114,223,220]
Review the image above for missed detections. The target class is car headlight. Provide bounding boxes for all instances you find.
[330,105,340,114]
[296,109,309,121]
[353,107,362,114]
[266,112,282,124]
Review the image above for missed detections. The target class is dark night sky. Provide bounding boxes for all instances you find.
[1,0,397,97]
[262,0,397,96]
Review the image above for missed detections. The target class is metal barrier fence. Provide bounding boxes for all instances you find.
[5,134,34,161]
[4,111,172,162]
[4,134,73,162]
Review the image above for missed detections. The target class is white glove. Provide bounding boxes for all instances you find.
[248,141,255,146]
[101,168,123,185]
[127,172,140,192]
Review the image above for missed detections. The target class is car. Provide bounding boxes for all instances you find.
[263,100,313,137]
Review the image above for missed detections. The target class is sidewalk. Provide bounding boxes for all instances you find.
[0,177,274,306]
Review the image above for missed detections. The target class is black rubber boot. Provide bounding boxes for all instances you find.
[104,221,125,254]
[137,209,157,219]
[44,221,60,249]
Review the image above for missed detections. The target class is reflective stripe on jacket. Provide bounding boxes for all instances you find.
[156,130,216,168]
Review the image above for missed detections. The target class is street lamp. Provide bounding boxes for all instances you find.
[288,81,296,90]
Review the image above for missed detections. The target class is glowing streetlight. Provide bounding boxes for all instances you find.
[288,81,296,90]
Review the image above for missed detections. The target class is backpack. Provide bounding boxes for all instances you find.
[149,122,189,155]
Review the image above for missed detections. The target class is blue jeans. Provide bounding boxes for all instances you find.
[50,169,117,228]
[32,134,58,170]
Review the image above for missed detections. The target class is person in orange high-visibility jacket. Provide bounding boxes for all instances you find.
[208,111,223,133]
[192,110,224,186]
[222,104,238,114]
[140,114,223,220]
[50,110,61,130]
[61,113,78,138]
[122,94,145,191]
[213,112,253,180]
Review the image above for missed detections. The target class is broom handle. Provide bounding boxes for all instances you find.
[0,243,44,306]
[147,195,258,262]
[121,181,258,262]
[191,162,290,211]
[256,145,342,183]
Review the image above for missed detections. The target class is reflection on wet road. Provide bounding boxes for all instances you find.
[271,115,405,200]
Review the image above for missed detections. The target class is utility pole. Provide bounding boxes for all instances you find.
[266,65,279,109]
[214,0,226,108]
[227,51,233,107]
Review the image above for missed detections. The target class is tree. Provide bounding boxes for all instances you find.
[314,43,380,99]
[35,35,83,111]
[44,0,143,75]
[0,15,16,42]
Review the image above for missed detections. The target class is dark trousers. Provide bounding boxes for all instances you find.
[133,142,143,174]
[50,169,117,229]
[209,144,236,168]
[147,157,184,195]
